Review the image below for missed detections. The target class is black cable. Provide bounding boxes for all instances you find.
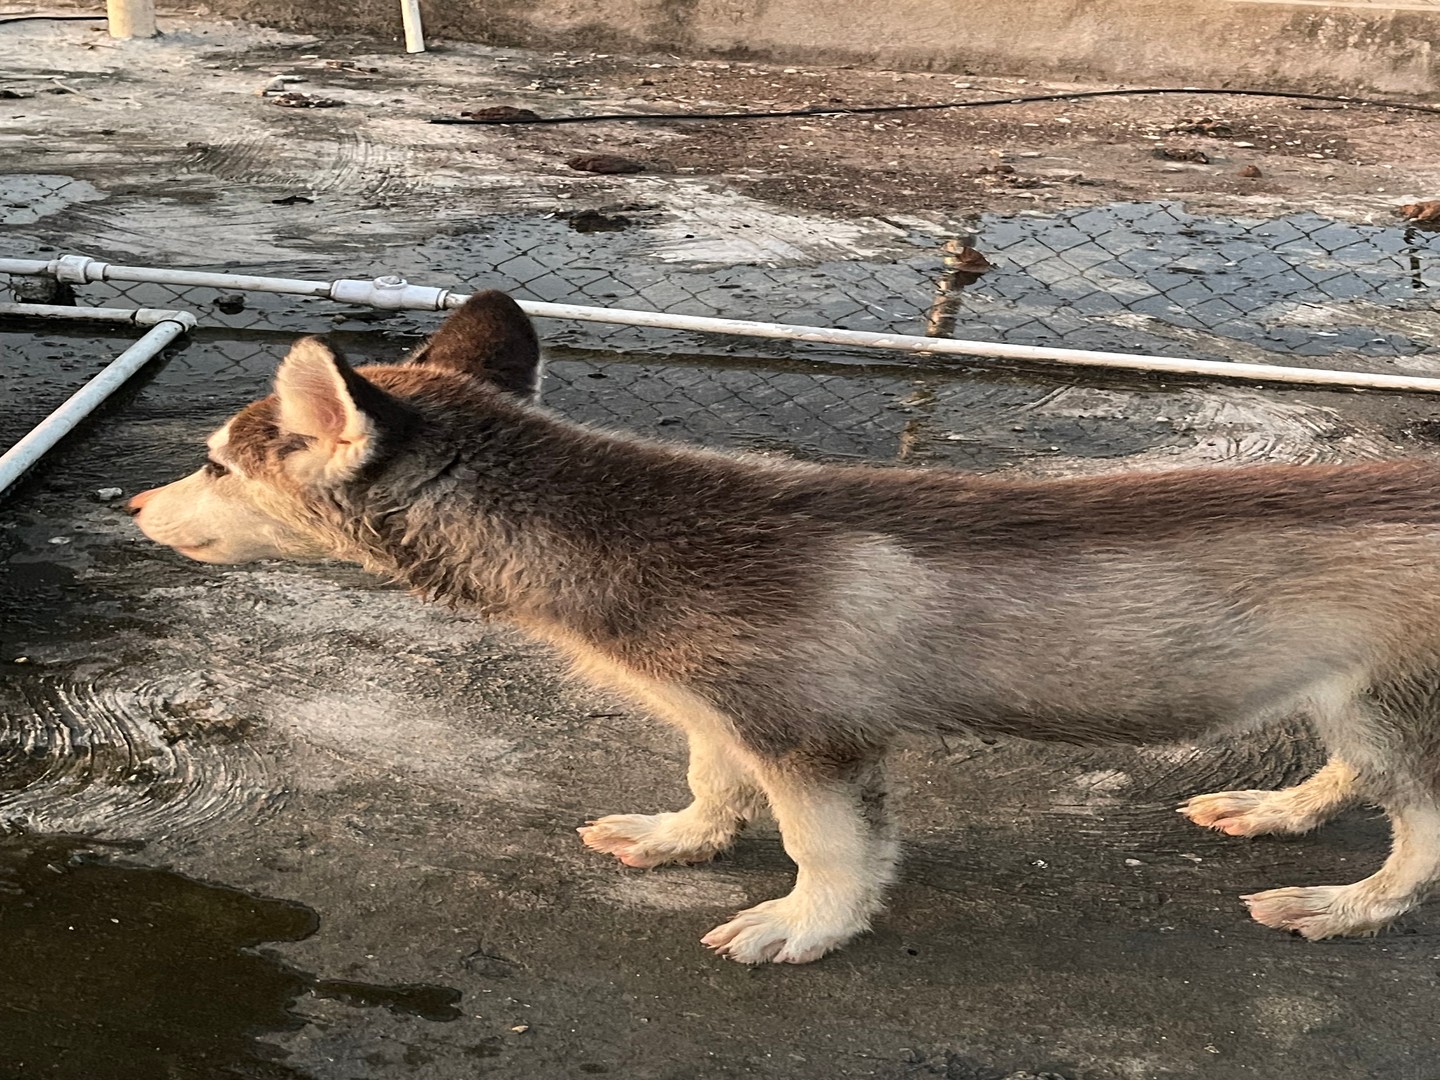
[0,12,107,21]
[429,86,1440,126]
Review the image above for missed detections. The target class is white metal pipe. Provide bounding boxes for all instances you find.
[7,255,1440,395]
[0,257,449,309]
[0,305,196,497]
[400,0,425,53]
[24,255,339,299]
[0,302,194,326]
[106,0,156,38]
[509,299,1440,394]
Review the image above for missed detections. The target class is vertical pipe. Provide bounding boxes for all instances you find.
[401,0,426,53]
[924,238,967,340]
[924,234,993,340]
[106,0,157,39]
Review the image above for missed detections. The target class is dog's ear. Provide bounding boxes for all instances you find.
[274,337,414,479]
[408,289,542,401]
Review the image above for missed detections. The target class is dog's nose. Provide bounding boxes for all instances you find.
[125,488,155,517]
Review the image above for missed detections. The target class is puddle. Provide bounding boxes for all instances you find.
[972,202,1439,359]
[0,836,460,1080]
[0,174,106,227]
[396,200,1439,366]
[0,328,166,453]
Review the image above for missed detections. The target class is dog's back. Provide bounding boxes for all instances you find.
[719,458,1440,746]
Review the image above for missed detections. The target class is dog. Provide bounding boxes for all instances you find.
[129,289,1440,963]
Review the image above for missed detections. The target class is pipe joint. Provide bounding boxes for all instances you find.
[329,275,450,311]
[53,255,107,285]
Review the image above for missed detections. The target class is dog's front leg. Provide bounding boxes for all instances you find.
[703,747,896,964]
[579,724,764,868]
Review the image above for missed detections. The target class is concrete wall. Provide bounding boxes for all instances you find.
[217,0,1440,94]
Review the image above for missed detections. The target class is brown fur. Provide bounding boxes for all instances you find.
[128,290,1440,963]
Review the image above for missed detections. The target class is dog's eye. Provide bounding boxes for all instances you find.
[203,458,230,478]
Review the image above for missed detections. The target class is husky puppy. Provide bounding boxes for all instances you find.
[130,291,1440,963]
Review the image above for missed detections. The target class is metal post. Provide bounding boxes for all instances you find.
[106,0,157,39]
[401,0,426,54]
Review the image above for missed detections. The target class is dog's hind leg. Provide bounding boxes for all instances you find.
[702,745,896,964]
[579,723,764,869]
[1180,758,1361,837]
[1244,795,1440,938]
[1243,691,1440,939]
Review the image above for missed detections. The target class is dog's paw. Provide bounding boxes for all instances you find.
[1179,790,1318,837]
[1242,885,1392,940]
[701,896,865,964]
[577,812,729,870]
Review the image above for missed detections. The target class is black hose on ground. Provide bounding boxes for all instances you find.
[429,86,1440,126]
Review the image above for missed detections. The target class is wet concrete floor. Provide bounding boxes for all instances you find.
[4,50,1440,1079]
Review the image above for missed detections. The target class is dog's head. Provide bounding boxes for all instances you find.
[128,289,542,565]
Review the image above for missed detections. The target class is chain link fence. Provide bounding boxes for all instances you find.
[4,180,1439,466]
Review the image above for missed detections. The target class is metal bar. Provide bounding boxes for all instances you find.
[507,298,1440,395]
[0,302,197,325]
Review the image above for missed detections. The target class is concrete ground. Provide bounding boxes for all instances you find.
[3,17,1440,1080]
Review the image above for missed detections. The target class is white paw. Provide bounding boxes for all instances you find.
[1242,885,1396,940]
[578,811,730,869]
[700,895,868,964]
[1179,790,1318,837]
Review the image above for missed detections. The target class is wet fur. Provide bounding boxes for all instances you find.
[130,291,1440,962]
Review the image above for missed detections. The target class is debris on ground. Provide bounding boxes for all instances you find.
[270,194,315,206]
[566,153,648,174]
[269,91,342,109]
[460,106,544,122]
[255,74,304,96]
[1399,199,1440,227]
[214,294,247,314]
[10,275,74,304]
[1153,146,1210,164]
[1238,164,1263,178]
[44,78,96,99]
[320,58,378,74]
[977,164,1044,188]
[1167,116,1235,137]
[559,207,632,232]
